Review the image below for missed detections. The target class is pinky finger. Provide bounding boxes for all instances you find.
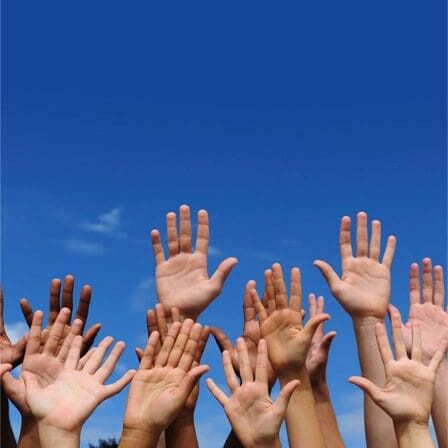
[206,378,228,407]
[103,369,136,398]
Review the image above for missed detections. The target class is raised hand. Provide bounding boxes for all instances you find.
[0,287,27,367]
[402,259,448,361]
[211,277,276,390]
[16,308,134,447]
[207,338,299,448]
[350,306,446,448]
[314,212,396,319]
[250,264,329,376]
[306,294,337,385]
[121,319,209,448]
[150,205,238,319]
[20,275,101,354]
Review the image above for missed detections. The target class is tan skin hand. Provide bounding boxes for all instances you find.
[207,339,299,448]
[349,305,447,424]
[150,205,238,319]
[402,260,448,362]
[314,212,396,319]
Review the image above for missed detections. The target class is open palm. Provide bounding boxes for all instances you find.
[151,206,237,319]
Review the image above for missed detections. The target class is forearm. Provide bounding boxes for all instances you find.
[119,427,162,448]
[431,360,447,448]
[353,317,398,448]
[1,389,16,448]
[17,417,40,448]
[394,422,435,448]
[281,367,326,448]
[36,425,80,448]
[312,381,345,448]
[166,414,198,448]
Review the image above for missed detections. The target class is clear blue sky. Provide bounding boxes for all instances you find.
[2,1,446,447]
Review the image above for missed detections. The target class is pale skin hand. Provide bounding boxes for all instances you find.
[121,320,209,448]
[210,276,277,390]
[207,339,299,448]
[150,205,238,320]
[314,212,398,448]
[17,309,135,448]
[401,259,448,448]
[350,305,446,448]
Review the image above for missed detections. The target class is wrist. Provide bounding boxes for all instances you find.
[352,316,384,328]
[37,423,80,448]
[394,420,431,445]
[120,426,162,448]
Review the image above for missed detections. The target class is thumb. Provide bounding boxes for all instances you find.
[180,364,210,397]
[274,379,300,415]
[0,363,12,378]
[210,258,238,291]
[313,260,341,290]
[304,314,331,342]
[349,376,382,402]
[210,327,234,353]
[321,331,337,350]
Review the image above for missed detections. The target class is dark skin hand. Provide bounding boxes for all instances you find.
[19,275,101,355]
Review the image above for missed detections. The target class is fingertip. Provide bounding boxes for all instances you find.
[198,209,208,217]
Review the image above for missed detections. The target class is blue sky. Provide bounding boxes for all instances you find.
[2,1,446,447]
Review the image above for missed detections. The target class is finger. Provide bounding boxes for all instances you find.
[48,278,62,325]
[375,322,394,365]
[313,260,341,291]
[369,220,381,261]
[194,326,210,364]
[206,378,228,407]
[272,263,288,309]
[250,289,268,323]
[166,212,180,257]
[264,269,276,314]
[223,350,240,391]
[19,298,34,327]
[243,280,257,324]
[348,376,383,403]
[433,265,445,308]
[77,347,96,370]
[95,341,126,383]
[179,364,209,398]
[210,257,238,291]
[411,321,422,362]
[140,331,160,369]
[171,307,181,323]
[422,258,433,303]
[210,327,234,354]
[150,230,166,265]
[382,236,397,268]
[43,308,71,355]
[255,339,268,387]
[179,323,203,371]
[155,321,182,366]
[275,379,300,415]
[303,314,330,342]
[0,364,12,378]
[289,267,302,314]
[236,338,253,384]
[321,331,337,350]
[409,263,421,305]
[339,216,353,261]
[2,371,21,397]
[195,209,209,255]
[57,318,83,362]
[147,309,157,336]
[12,334,28,363]
[155,303,169,342]
[428,340,447,372]
[103,369,136,398]
[74,284,92,327]
[0,288,4,332]
[61,275,75,318]
[135,347,143,362]
[356,212,368,257]
[389,305,407,359]
[83,336,114,373]
[167,319,195,367]
[308,293,317,318]
[64,335,83,370]
[179,204,193,253]
[82,323,102,354]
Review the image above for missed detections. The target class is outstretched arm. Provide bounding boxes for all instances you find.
[150,205,238,320]
[306,294,344,448]
[349,306,445,448]
[315,212,398,448]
